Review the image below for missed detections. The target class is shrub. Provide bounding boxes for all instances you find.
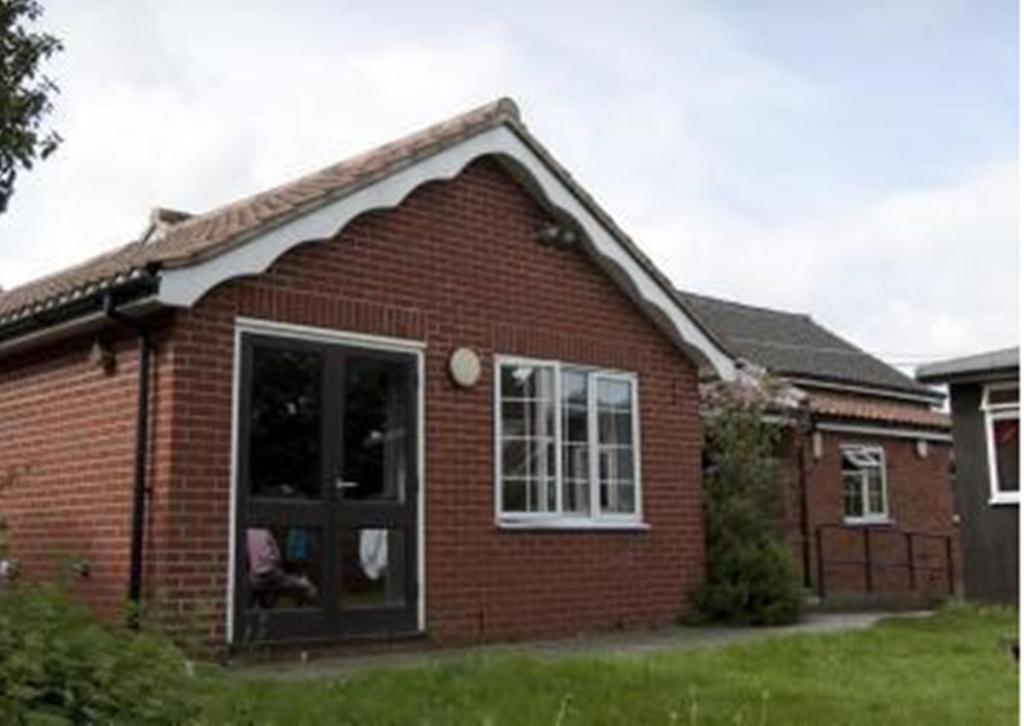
[0,585,201,724]
[694,378,804,625]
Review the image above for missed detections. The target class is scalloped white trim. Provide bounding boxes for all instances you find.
[158,124,735,379]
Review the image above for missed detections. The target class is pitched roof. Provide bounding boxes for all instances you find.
[0,98,735,377]
[916,347,1020,383]
[0,98,521,325]
[806,391,950,429]
[676,290,938,399]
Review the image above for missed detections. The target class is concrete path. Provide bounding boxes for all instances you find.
[233,611,933,681]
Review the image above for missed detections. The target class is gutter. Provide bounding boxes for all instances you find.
[0,268,160,349]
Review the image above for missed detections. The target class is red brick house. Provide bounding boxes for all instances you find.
[0,99,736,650]
[677,292,957,603]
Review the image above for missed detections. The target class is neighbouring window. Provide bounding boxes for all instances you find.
[841,445,888,523]
[982,384,1019,504]
[497,358,640,524]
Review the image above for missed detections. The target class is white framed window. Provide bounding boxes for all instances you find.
[494,356,643,528]
[982,383,1019,505]
[840,444,889,524]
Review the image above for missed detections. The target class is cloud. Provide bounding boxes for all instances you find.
[648,158,1019,361]
[0,1,1015,370]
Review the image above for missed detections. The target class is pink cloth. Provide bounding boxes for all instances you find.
[247,528,281,577]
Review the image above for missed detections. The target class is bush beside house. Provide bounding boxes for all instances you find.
[695,380,804,625]
[0,586,200,724]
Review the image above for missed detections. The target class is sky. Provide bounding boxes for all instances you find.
[0,0,1018,370]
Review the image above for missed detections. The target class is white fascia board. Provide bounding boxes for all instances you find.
[157,124,735,379]
[815,421,952,443]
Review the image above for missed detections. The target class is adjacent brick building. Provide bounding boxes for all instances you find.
[0,100,735,650]
[678,292,957,603]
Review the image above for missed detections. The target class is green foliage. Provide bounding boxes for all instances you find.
[695,382,804,625]
[0,585,201,724]
[0,0,63,213]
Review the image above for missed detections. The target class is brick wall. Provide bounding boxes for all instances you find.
[143,157,705,647]
[777,424,957,600]
[0,329,175,621]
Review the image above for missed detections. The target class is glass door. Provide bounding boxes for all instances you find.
[234,333,418,644]
[331,352,418,635]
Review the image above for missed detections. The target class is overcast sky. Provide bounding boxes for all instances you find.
[1,0,1018,368]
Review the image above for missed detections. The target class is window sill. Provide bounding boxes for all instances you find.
[496,518,650,532]
[842,517,894,527]
[988,496,1020,507]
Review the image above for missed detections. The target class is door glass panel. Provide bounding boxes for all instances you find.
[249,345,323,499]
[338,528,407,608]
[340,356,412,501]
[245,525,322,610]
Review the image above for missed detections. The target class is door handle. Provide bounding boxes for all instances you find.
[335,478,360,491]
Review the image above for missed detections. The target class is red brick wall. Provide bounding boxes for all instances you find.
[146,157,705,647]
[777,425,957,599]
[0,329,174,621]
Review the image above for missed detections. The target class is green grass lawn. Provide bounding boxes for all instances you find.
[198,606,1018,725]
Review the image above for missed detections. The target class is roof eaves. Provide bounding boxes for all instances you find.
[158,100,522,273]
[0,267,161,344]
[781,370,944,401]
[496,122,735,361]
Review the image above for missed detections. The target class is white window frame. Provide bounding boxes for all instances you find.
[493,355,645,530]
[982,383,1020,506]
[840,444,890,525]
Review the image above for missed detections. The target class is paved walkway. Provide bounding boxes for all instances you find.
[234,611,932,681]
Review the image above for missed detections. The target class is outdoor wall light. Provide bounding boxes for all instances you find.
[449,347,482,388]
[536,223,577,248]
[811,431,823,460]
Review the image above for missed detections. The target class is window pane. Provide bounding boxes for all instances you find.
[598,410,633,446]
[502,478,527,511]
[502,400,555,438]
[563,405,587,443]
[502,439,555,478]
[841,446,886,519]
[501,365,554,399]
[528,477,557,512]
[249,345,323,499]
[340,356,411,502]
[502,440,529,477]
[561,370,587,405]
[599,448,635,481]
[502,476,557,513]
[866,471,886,514]
[843,472,864,518]
[994,417,1020,492]
[246,525,322,610]
[338,528,406,609]
[563,479,590,516]
[563,443,589,480]
[598,379,632,410]
[600,481,636,514]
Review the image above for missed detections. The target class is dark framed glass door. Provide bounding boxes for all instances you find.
[234,332,419,644]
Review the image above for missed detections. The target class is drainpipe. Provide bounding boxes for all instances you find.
[102,295,151,627]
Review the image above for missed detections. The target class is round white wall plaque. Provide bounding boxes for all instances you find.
[449,347,482,388]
